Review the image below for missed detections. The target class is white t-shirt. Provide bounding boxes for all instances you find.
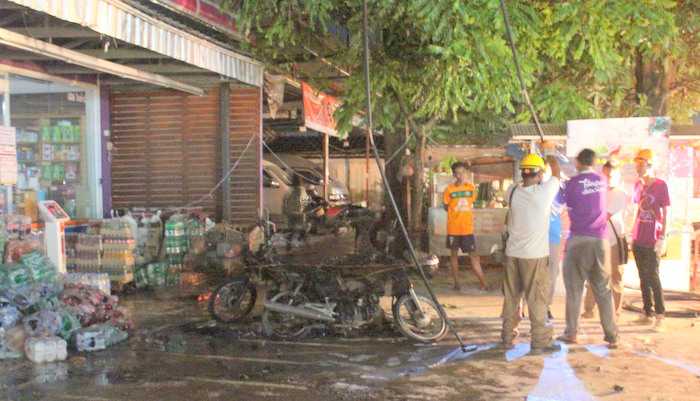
[607,187,628,245]
[506,177,561,259]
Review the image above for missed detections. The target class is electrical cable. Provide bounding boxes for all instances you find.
[384,132,414,166]
[165,132,256,212]
[361,0,471,351]
[498,0,545,142]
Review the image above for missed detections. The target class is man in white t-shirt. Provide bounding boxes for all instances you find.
[582,160,629,318]
[501,153,561,353]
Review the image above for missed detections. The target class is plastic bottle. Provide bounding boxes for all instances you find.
[6,264,30,288]
[0,305,21,329]
[24,309,61,337]
[74,328,107,352]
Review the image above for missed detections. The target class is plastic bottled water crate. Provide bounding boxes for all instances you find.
[65,273,111,295]
[25,336,67,363]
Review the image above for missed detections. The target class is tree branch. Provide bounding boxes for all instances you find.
[391,87,420,133]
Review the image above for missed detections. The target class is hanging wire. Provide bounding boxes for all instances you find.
[166,132,257,212]
[361,0,471,351]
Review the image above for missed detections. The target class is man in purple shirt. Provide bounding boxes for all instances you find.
[631,149,670,331]
[558,149,618,347]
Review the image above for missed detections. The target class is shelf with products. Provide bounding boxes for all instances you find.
[11,114,85,220]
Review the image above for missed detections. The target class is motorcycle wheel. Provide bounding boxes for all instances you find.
[208,277,257,323]
[392,294,447,343]
[262,291,311,339]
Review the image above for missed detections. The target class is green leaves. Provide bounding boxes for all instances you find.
[224,0,700,135]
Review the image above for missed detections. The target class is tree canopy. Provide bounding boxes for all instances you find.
[224,0,700,138]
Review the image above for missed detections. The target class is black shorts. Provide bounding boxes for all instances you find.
[446,235,476,253]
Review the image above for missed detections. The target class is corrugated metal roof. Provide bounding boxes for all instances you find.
[7,0,263,87]
[670,124,700,136]
[511,123,700,137]
[509,123,566,137]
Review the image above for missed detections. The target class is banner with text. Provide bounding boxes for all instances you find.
[302,82,340,137]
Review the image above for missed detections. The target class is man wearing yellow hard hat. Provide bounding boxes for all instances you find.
[631,148,670,331]
[501,152,561,352]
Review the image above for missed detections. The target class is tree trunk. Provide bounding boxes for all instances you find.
[383,126,406,221]
[410,130,427,238]
[635,49,672,115]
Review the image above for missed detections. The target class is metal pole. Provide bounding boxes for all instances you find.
[365,128,370,205]
[361,0,469,350]
[220,83,231,221]
[498,0,544,142]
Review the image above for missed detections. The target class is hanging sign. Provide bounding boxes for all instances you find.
[302,82,339,137]
[0,125,17,185]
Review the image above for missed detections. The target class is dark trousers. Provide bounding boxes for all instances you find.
[632,245,666,316]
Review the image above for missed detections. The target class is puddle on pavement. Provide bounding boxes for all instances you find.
[505,343,530,361]
[526,344,596,401]
[636,352,700,377]
[355,343,496,381]
[584,344,610,359]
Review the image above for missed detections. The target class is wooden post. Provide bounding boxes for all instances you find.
[220,83,231,221]
[323,132,330,201]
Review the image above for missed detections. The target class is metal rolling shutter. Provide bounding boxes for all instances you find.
[110,88,221,217]
[228,86,262,226]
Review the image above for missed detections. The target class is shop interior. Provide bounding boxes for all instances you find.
[3,73,91,221]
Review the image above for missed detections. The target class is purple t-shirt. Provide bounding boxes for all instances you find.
[564,171,608,239]
[632,178,670,247]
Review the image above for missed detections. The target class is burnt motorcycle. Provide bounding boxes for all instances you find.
[208,215,288,323]
[261,255,447,343]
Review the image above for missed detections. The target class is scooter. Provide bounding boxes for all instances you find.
[305,187,374,238]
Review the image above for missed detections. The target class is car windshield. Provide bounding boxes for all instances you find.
[264,163,292,185]
[296,168,321,184]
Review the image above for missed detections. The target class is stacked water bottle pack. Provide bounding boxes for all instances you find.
[100,218,136,282]
[164,215,188,287]
[0,251,132,363]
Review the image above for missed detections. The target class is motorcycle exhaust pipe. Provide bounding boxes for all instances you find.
[264,301,335,322]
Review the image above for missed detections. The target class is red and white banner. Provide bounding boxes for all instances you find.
[302,82,340,137]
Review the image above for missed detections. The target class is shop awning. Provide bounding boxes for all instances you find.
[0,27,205,95]
[6,0,263,88]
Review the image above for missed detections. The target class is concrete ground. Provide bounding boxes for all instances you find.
[2,234,700,401]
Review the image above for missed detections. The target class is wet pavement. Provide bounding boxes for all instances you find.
[2,234,700,400]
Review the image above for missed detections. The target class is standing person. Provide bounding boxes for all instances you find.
[583,160,629,318]
[631,149,670,331]
[558,149,618,347]
[284,175,311,250]
[444,162,487,291]
[547,186,565,321]
[501,154,561,352]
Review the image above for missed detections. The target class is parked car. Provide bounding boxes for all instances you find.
[262,156,351,226]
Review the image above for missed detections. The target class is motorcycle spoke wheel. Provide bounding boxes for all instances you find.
[262,292,311,339]
[393,294,447,343]
[208,279,257,323]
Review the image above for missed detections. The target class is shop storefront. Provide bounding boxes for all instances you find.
[0,68,102,221]
[0,0,264,224]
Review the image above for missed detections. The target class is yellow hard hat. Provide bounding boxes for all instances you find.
[635,149,654,163]
[520,153,545,171]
